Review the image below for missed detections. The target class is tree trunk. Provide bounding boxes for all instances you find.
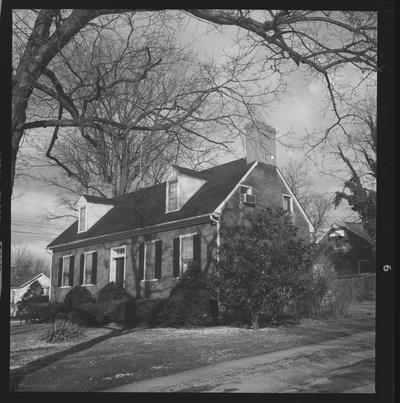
[251,313,259,330]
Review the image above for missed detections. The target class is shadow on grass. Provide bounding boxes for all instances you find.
[10,327,137,392]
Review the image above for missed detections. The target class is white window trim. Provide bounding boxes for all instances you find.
[178,233,197,276]
[78,205,88,233]
[109,246,126,284]
[60,254,73,288]
[166,180,180,213]
[282,193,293,213]
[357,259,370,274]
[239,185,252,195]
[142,240,159,282]
[83,250,95,286]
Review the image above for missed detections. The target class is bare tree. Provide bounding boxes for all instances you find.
[282,158,333,241]
[332,97,376,241]
[11,244,50,282]
[11,9,378,192]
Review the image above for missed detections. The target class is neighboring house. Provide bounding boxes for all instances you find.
[47,121,314,302]
[317,222,375,276]
[10,272,50,317]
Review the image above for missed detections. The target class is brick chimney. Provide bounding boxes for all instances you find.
[244,121,277,165]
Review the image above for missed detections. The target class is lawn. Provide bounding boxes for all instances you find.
[10,301,375,392]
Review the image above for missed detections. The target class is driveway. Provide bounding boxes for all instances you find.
[105,330,375,393]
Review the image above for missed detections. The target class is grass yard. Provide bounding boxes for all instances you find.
[10,301,375,392]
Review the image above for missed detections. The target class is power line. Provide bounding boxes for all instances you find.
[12,230,60,236]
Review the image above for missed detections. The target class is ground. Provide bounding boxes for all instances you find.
[10,301,375,393]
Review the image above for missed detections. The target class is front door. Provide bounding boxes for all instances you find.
[115,257,125,288]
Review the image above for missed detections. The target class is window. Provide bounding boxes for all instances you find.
[78,206,87,232]
[239,185,252,195]
[358,260,371,274]
[167,180,179,212]
[62,255,71,286]
[84,252,94,284]
[144,241,156,280]
[283,194,293,213]
[180,234,194,273]
[11,290,16,304]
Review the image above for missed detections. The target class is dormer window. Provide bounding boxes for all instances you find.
[166,180,179,212]
[78,205,87,233]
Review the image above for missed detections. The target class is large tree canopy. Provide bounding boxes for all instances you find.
[11,9,377,191]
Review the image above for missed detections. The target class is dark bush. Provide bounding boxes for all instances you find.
[64,285,95,311]
[97,282,132,303]
[135,298,165,326]
[103,298,137,328]
[154,263,218,327]
[76,302,107,326]
[67,310,87,326]
[24,296,50,322]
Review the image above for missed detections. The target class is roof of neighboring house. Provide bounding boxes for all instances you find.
[340,222,374,244]
[82,194,116,205]
[48,158,256,248]
[11,272,49,289]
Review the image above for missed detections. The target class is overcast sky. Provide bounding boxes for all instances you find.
[11,11,369,262]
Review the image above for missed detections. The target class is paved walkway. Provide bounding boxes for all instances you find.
[105,331,375,393]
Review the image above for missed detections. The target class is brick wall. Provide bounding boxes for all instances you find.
[221,163,311,240]
[51,222,217,302]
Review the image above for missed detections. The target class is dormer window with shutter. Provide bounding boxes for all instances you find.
[166,180,179,213]
[78,205,87,233]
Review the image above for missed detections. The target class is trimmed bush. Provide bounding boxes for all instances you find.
[97,282,132,303]
[135,298,165,326]
[103,298,137,329]
[43,319,82,343]
[154,263,218,327]
[17,295,49,323]
[64,285,95,311]
[76,302,107,326]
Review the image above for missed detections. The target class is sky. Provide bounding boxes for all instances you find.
[11,10,371,263]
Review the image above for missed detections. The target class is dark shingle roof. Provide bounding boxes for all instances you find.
[341,222,374,244]
[48,158,253,248]
[172,165,210,180]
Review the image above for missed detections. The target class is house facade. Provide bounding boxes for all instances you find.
[47,122,314,302]
[10,272,50,317]
[317,222,375,276]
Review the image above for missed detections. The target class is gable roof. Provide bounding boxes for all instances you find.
[340,222,374,244]
[11,272,49,288]
[48,158,254,248]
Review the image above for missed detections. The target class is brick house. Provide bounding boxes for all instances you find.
[317,222,375,276]
[47,122,314,302]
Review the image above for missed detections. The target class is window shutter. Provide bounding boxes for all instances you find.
[79,254,85,285]
[92,252,98,284]
[173,237,180,277]
[58,257,63,287]
[193,234,201,269]
[155,240,162,279]
[68,255,75,287]
[138,242,145,281]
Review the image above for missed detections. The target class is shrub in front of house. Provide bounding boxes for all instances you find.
[134,298,165,326]
[43,318,82,343]
[153,263,218,327]
[64,285,95,312]
[97,282,132,303]
[102,298,137,328]
[76,302,108,326]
